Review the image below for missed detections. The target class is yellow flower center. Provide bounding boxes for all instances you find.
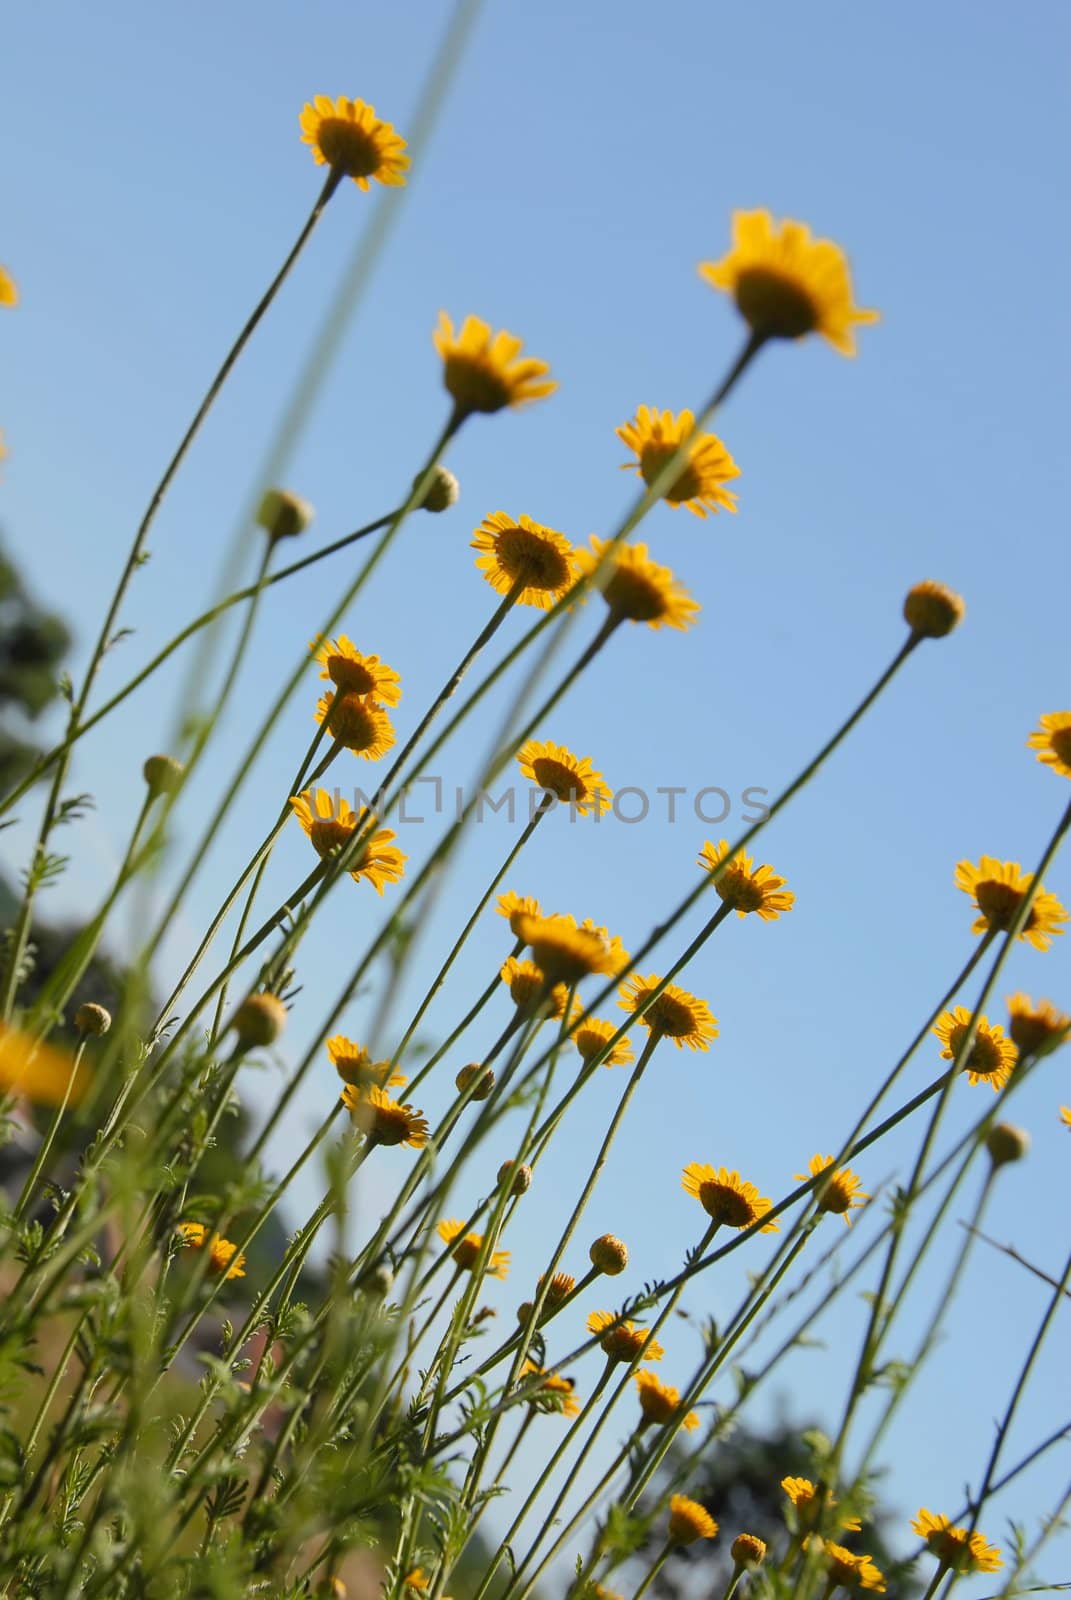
[717,867,766,913]
[734,266,819,339]
[316,117,385,179]
[698,1179,756,1227]
[818,1174,855,1214]
[496,527,572,591]
[369,1103,414,1146]
[326,693,382,751]
[602,1326,647,1362]
[1051,728,1071,765]
[975,880,1035,932]
[948,1022,1003,1076]
[647,992,700,1038]
[530,757,589,804]
[639,443,702,505]
[327,655,377,694]
[309,818,356,858]
[444,355,513,415]
[604,569,667,623]
[452,1235,482,1270]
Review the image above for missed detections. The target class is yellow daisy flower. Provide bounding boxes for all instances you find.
[572,1016,634,1068]
[403,1573,429,1593]
[520,1361,581,1417]
[634,1369,699,1431]
[1060,1107,1071,1129]
[471,512,578,609]
[176,1222,246,1280]
[1028,712,1071,779]
[0,267,17,307]
[0,1025,86,1107]
[911,1509,1003,1574]
[342,1083,428,1147]
[781,1476,860,1533]
[668,1494,718,1545]
[823,1541,886,1593]
[903,581,965,639]
[516,912,630,984]
[434,313,556,417]
[500,956,575,1021]
[314,691,396,760]
[436,1219,510,1278]
[1005,993,1070,1057]
[699,209,878,356]
[616,407,740,518]
[289,788,406,893]
[311,636,401,705]
[698,840,795,920]
[955,856,1068,951]
[327,1035,406,1089]
[933,1007,1018,1091]
[496,892,544,937]
[516,740,612,816]
[577,537,699,630]
[618,974,718,1050]
[682,1163,778,1232]
[797,1155,868,1223]
[299,95,409,189]
[586,1310,664,1364]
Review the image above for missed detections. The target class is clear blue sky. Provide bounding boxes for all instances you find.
[3,0,1070,1582]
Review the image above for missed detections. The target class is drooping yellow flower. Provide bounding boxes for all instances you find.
[471,512,578,609]
[516,913,630,985]
[616,407,740,518]
[496,892,544,937]
[314,691,396,759]
[1028,712,1071,779]
[955,857,1068,951]
[1005,993,1070,1057]
[699,210,878,356]
[176,1222,246,1280]
[434,313,556,417]
[797,1155,868,1223]
[911,1510,1003,1574]
[327,1035,406,1089]
[516,740,612,816]
[618,974,718,1050]
[933,1007,1018,1091]
[903,581,965,639]
[586,1310,664,1364]
[698,840,795,920]
[668,1494,718,1545]
[436,1219,510,1278]
[500,957,575,1021]
[822,1541,886,1593]
[781,1476,861,1532]
[0,1026,85,1107]
[0,267,17,307]
[342,1083,428,1147]
[521,1361,581,1417]
[299,95,409,189]
[577,538,699,631]
[682,1164,778,1231]
[289,789,406,893]
[311,636,401,705]
[634,1369,699,1431]
[572,1016,634,1068]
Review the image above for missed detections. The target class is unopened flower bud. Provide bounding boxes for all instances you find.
[986,1122,1030,1167]
[233,993,287,1048]
[589,1233,628,1275]
[143,754,184,797]
[413,465,459,513]
[455,1062,495,1101]
[257,487,314,541]
[732,1533,767,1570]
[358,1262,394,1298]
[903,580,965,639]
[74,1002,111,1037]
[498,1160,532,1195]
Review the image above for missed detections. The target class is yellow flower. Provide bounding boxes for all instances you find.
[698,840,795,920]
[634,1369,699,1431]
[797,1155,868,1223]
[342,1083,428,1147]
[699,209,878,355]
[496,892,544,937]
[176,1222,246,1280]
[618,974,718,1050]
[1005,993,1070,1057]
[521,1360,580,1417]
[586,1310,664,1364]
[933,1007,1018,1091]
[404,1572,429,1592]
[436,1219,510,1278]
[516,913,630,985]
[311,636,401,705]
[289,789,406,893]
[314,691,395,759]
[299,95,409,189]
[516,740,612,815]
[668,1494,718,1545]
[434,313,556,417]
[500,957,575,1021]
[1028,712,1071,779]
[731,1534,767,1570]
[616,407,740,518]
[471,512,578,609]
[1060,1107,1071,1130]
[955,856,1068,951]
[0,267,17,307]
[572,1017,634,1068]
[781,1476,860,1533]
[911,1510,1003,1574]
[682,1163,778,1232]
[822,1541,886,1593]
[903,581,965,639]
[577,538,699,630]
[0,1026,85,1107]
[327,1035,406,1089]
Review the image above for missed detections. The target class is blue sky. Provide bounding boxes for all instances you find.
[2,0,1070,1583]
